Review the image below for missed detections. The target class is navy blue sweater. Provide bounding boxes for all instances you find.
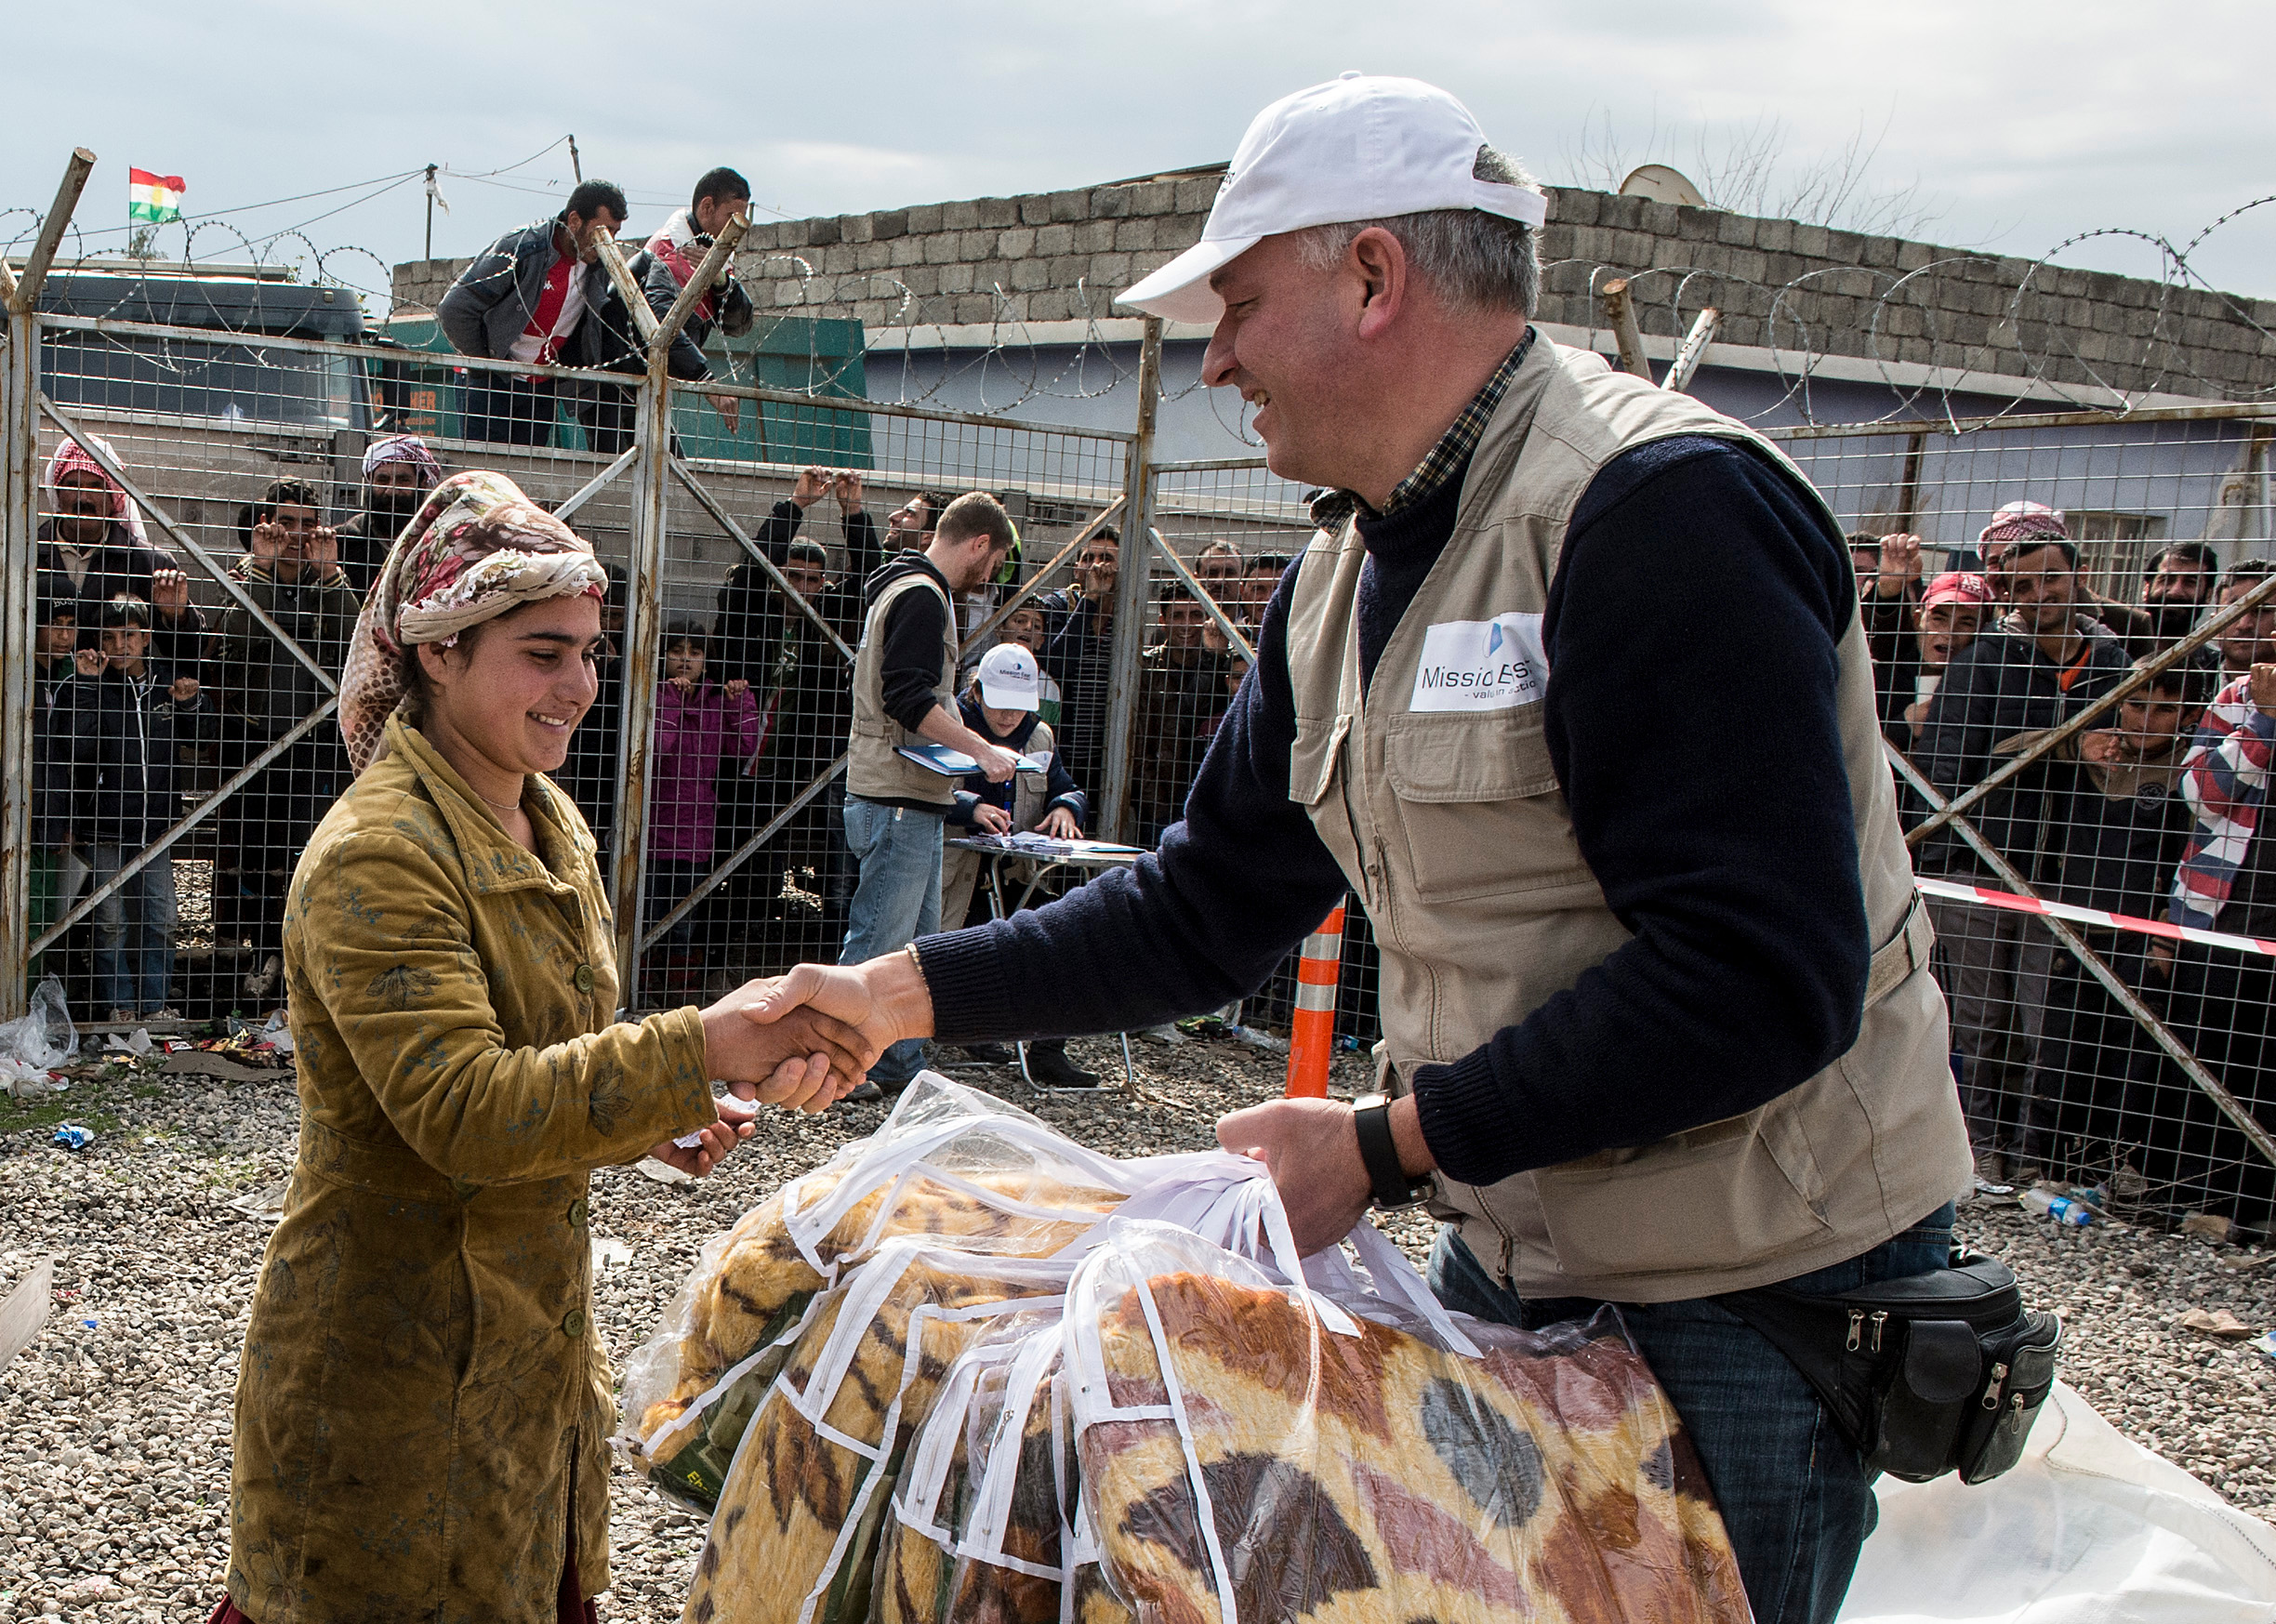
[916,436,1871,1188]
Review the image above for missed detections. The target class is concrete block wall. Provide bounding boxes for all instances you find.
[390,167,2276,401]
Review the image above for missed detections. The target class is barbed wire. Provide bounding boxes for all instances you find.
[12,185,2276,435]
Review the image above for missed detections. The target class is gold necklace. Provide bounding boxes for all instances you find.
[476,785,525,814]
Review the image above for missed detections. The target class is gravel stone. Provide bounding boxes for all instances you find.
[1,1037,2269,1622]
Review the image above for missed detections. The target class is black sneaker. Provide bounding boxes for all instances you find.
[1026,1046,1103,1089]
[961,1042,1017,1064]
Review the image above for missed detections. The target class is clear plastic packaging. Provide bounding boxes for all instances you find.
[682,1240,1079,1624]
[1063,1221,1752,1624]
[618,1077,1140,1505]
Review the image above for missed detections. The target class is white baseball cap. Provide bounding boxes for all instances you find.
[1120,73,1546,326]
[976,641,1041,711]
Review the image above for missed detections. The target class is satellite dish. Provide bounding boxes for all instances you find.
[1619,164,1710,208]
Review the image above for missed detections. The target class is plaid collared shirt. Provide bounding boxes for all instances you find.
[1308,329,1534,530]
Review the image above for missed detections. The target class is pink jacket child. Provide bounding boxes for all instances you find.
[650,667,761,863]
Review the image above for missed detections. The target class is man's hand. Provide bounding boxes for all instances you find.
[792,467,830,508]
[2148,938,2177,977]
[307,525,339,569]
[700,977,877,1108]
[2251,662,2276,719]
[74,649,103,677]
[742,956,937,1066]
[709,393,742,436]
[2080,728,2124,765]
[152,567,192,619]
[1216,1098,1373,1256]
[644,1099,759,1178]
[973,803,1013,834]
[973,742,1021,784]
[1876,534,1924,599]
[170,675,201,705]
[1038,806,1081,839]
[833,471,863,514]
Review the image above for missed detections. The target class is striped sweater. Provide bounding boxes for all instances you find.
[2171,674,2276,930]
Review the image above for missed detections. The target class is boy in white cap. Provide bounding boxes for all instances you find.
[755,74,1968,1622]
[940,641,1094,1085]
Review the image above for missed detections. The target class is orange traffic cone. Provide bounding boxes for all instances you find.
[1284,901,1346,1098]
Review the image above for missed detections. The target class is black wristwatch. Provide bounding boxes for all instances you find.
[1352,1093,1432,1210]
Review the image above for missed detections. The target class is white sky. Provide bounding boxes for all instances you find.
[5,0,2272,308]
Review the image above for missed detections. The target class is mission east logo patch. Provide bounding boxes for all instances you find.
[1409,613,1547,712]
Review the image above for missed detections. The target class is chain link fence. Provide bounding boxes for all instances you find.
[1771,404,2276,1231]
[4,216,2274,1231]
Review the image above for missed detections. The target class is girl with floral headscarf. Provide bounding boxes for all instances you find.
[213,472,870,1624]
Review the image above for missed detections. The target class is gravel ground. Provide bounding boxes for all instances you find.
[2,1033,2271,1622]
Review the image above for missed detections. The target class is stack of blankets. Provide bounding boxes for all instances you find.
[615,1078,1749,1624]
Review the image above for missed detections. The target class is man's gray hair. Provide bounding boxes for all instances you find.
[1292,145,1541,316]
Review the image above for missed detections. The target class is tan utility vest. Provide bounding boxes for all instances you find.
[848,566,960,807]
[1284,339,1970,1302]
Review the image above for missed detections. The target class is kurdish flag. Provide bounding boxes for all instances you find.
[126,169,186,225]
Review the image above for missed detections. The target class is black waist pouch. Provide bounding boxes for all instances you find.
[1720,1247,2062,1484]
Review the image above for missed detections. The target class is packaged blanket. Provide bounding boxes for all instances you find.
[619,1077,1137,1508]
[682,1240,1078,1624]
[1064,1224,1751,1624]
[879,1314,1136,1624]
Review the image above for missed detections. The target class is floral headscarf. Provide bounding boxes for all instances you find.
[338,470,608,775]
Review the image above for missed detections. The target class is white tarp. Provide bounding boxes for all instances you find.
[1841,1380,2276,1622]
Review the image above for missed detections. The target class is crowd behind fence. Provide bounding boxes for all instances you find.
[3,234,2273,1227]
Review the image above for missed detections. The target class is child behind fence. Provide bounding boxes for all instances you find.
[66,595,213,1023]
[645,617,759,995]
[940,641,1098,1087]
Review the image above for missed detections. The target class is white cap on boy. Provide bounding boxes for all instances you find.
[976,641,1042,711]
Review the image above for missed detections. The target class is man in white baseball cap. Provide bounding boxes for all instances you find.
[754,74,1970,1624]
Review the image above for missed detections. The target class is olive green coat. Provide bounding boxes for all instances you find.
[227,715,714,1623]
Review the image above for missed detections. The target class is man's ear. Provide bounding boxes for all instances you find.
[1348,227,1409,338]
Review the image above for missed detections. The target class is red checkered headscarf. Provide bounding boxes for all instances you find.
[43,436,152,547]
[1978,500,2069,555]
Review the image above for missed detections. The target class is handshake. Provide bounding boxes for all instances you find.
[660,956,940,1176]
[681,953,1437,1261]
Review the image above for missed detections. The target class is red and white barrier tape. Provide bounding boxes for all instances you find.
[1913,876,2276,959]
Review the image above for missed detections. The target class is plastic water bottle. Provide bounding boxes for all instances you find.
[2020,1188,2093,1226]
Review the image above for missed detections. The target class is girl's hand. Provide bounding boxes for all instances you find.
[644,1099,760,1178]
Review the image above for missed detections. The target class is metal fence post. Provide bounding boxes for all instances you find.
[0,308,36,1019]
[611,356,671,1000]
[1099,315,1162,844]
[1,149,96,1018]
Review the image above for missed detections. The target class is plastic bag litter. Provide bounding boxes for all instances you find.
[1064,1221,1751,1624]
[0,976,76,1094]
[617,1076,1146,1506]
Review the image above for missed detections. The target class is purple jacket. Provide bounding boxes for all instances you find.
[650,680,761,860]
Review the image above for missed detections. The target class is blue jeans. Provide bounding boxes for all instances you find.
[89,845,179,1015]
[1429,1203,1955,1624]
[840,799,943,1083]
